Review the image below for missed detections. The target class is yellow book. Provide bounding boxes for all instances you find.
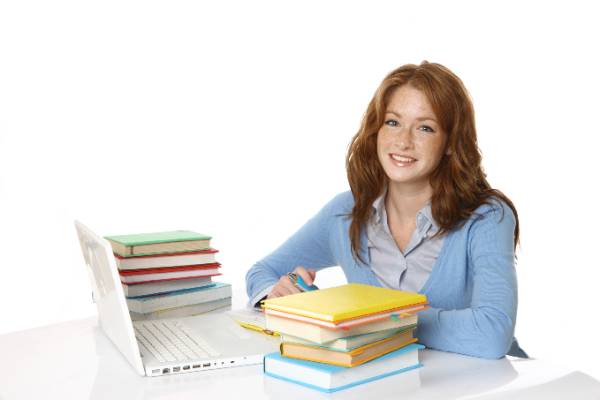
[262,283,427,323]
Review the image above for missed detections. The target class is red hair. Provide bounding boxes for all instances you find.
[346,61,519,263]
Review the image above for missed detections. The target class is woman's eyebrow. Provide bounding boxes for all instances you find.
[385,110,438,123]
[385,110,402,118]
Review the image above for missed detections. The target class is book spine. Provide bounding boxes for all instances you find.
[129,298,231,320]
[120,272,222,285]
[265,306,424,329]
[127,283,232,313]
[117,254,216,270]
[266,315,418,344]
[106,239,132,257]
[124,282,216,298]
[132,240,210,256]
[119,263,221,276]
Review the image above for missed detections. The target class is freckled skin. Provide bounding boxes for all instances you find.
[377,85,447,191]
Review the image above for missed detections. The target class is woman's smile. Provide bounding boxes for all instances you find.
[389,153,418,167]
[377,85,446,189]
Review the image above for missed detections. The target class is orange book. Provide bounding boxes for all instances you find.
[280,328,417,367]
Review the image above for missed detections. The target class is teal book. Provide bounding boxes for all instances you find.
[105,230,212,257]
[126,282,231,314]
[129,297,232,321]
[263,343,424,393]
[125,282,217,299]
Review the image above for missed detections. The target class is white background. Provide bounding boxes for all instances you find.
[1,0,599,380]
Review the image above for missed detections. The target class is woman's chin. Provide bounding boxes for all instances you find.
[385,173,432,189]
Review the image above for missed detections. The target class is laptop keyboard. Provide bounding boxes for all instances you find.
[134,320,220,363]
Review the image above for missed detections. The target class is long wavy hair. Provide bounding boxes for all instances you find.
[345,61,519,264]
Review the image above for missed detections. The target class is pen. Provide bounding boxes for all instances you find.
[287,272,319,292]
[236,321,279,336]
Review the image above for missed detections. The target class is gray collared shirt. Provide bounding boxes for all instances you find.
[366,192,445,292]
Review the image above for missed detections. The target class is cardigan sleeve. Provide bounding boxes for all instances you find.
[416,201,518,359]
[245,195,340,303]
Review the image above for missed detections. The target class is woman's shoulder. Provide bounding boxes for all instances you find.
[323,190,355,216]
[467,196,516,228]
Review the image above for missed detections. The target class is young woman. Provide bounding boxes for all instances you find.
[245,61,526,359]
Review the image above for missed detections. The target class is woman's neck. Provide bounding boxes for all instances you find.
[385,182,433,225]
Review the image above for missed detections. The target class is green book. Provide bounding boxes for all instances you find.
[281,325,417,351]
[104,230,212,257]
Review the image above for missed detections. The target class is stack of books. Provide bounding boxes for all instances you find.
[104,230,232,320]
[261,283,428,393]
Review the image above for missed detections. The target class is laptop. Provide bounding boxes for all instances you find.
[74,220,279,377]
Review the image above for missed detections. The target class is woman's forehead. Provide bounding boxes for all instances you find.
[386,86,437,121]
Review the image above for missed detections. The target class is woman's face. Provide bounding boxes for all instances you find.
[377,85,447,191]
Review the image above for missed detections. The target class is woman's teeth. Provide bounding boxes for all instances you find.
[390,154,416,163]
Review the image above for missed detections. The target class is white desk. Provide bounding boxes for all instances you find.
[1,316,599,400]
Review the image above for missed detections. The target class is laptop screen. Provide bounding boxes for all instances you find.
[75,220,145,375]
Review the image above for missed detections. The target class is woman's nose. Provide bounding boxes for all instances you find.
[395,127,414,149]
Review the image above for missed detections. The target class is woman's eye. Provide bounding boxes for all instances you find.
[385,119,398,127]
[419,125,434,133]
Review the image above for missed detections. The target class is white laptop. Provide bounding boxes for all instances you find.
[74,220,279,377]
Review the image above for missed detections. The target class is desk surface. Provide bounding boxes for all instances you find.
[1,316,599,400]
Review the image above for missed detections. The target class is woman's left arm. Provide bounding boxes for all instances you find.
[417,203,518,359]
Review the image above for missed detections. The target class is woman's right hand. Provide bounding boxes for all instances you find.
[267,266,316,299]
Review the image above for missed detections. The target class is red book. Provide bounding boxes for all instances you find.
[119,263,221,284]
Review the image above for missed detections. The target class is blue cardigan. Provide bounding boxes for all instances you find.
[246,191,520,359]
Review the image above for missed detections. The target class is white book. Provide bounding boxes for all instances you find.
[129,297,232,321]
[115,249,218,270]
[266,313,418,344]
[122,277,214,298]
[126,282,232,314]
[264,343,423,393]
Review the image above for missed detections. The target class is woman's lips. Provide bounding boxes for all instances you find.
[389,153,417,166]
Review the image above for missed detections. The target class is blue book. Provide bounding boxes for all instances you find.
[125,283,217,299]
[264,343,424,393]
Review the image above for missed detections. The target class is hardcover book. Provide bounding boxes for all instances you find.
[265,306,424,330]
[126,282,232,314]
[264,343,424,393]
[280,328,416,367]
[280,325,416,352]
[266,313,418,344]
[105,230,211,257]
[119,263,221,284]
[122,278,215,298]
[115,249,218,270]
[262,283,427,323]
[129,297,232,320]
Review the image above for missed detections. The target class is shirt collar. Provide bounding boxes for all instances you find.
[371,189,439,235]
[371,189,387,226]
[416,202,438,237]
